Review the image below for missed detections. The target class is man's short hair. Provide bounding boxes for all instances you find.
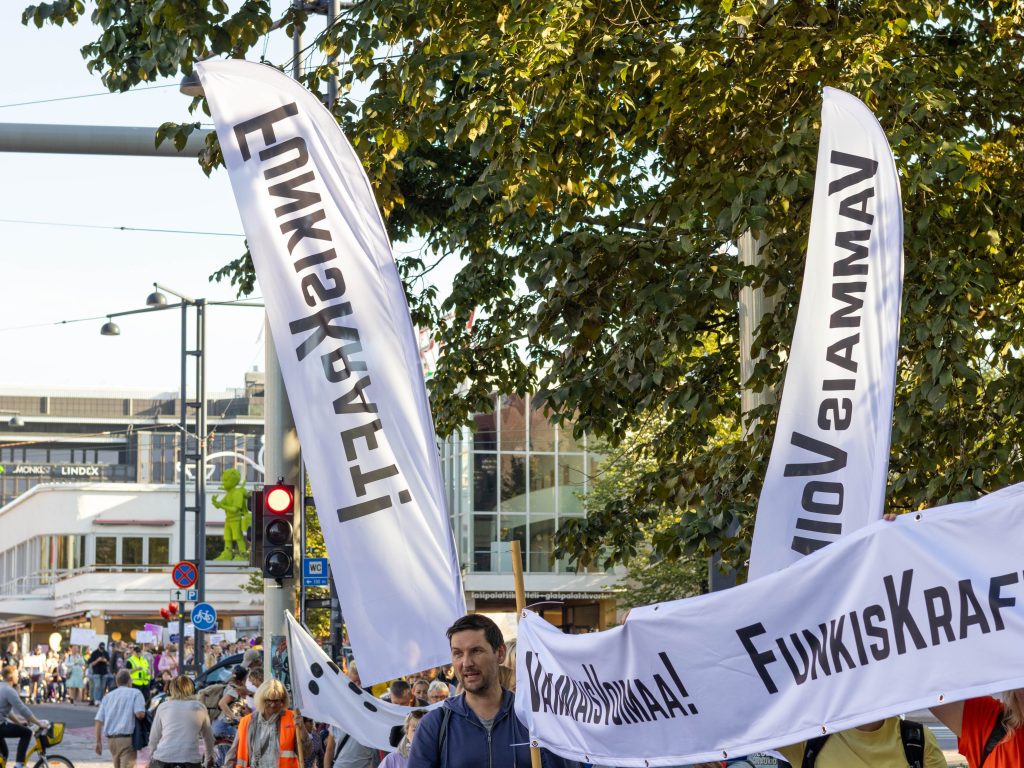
[115,669,133,686]
[389,679,412,699]
[446,614,504,650]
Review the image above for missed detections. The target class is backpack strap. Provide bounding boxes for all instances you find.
[332,733,349,763]
[899,719,925,768]
[437,706,452,768]
[980,717,1008,767]
[801,734,830,768]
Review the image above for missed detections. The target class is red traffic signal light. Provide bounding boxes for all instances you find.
[265,484,294,515]
[261,483,295,579]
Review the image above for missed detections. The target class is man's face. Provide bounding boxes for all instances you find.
[450,629,505,695]
[393,688,415,707]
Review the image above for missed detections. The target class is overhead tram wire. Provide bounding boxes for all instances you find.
[0,217,243,238]
[0,82,179,110]
[0,296,264,334]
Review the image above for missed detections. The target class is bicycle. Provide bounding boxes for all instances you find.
[0,722,75,768]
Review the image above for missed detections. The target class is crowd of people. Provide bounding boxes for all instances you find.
[2,616,1022,768]
[1,636,260,706]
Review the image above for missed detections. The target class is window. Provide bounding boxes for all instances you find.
[472,515,497,572]
[499,396,526,451]
[122,537,143,565]
[149,538,170,565]
[206,535,225,561]
[557,455,587,515]
[473,454,497,512]
[529,516,556,573]
[530,401,556,451]
[499,455,527,512]
[95,537,116,566]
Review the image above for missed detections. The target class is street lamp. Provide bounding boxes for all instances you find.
[102,282,262,673]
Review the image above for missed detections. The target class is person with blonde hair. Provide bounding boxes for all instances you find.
[379,710,426,768]
[932,689,1024,767]
[149,675,215,768]
[234,679,310,768]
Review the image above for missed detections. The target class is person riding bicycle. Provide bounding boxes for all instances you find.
[0,664,50,768]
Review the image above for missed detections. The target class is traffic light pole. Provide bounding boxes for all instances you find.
[262,318,300,681]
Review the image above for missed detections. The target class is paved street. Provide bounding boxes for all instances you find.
[31,703,151,768]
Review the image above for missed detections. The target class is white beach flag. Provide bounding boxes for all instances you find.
[197,60,465,684]
[749,87,904,579]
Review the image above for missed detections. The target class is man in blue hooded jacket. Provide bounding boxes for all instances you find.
[408,614,575,768]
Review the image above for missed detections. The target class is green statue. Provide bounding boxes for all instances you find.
[211,468,251,560]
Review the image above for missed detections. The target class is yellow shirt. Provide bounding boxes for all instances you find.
[778,716,947,768]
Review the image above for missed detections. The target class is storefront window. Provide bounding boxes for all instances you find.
[499,514,527,573]
[500,455,527,512]
[95,537,116,566]
[530,401,556,451]
[122,537,143,565]
[473,454,497,512]
[149,537,170,565]
[529,516,556,572]
[557,455,587,515]
[499,396,526,451]
[472,514,497,572]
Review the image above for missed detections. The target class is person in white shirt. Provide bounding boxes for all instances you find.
[149,675,215,768]
[94,669,146,768]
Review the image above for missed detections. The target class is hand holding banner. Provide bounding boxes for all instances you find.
[749,87,904,579]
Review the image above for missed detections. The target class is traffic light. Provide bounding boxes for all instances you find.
[247,488,264,570]
[262,483,295,579]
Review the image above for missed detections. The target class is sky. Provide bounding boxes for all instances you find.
[0,4,438,397]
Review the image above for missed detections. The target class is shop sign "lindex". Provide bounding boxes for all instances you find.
[1,463,102,477]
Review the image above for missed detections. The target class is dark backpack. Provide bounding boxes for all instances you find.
[802,720,925,768]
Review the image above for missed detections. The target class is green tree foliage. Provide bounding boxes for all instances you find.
[28,0,1024,576]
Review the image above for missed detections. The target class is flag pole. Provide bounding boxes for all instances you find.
[510,540,543,768]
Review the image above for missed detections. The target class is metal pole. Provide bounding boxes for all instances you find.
[262,317,301,682]
[0,123,213,156]
[327,0,339,109]
[178,302,188,674]
[261,1,304,683]
[194,299,208,667]
[298,464,307,626]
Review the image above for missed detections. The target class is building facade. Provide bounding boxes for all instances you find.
[0,380,619,651]
[442,393,621,631]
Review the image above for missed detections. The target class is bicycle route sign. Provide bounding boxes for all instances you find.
[191,602,217,632]
[172,560,198,588]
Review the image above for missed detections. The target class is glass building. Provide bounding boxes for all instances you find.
[442,394,621,631]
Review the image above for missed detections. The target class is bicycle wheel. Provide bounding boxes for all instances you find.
[34,754,75,768]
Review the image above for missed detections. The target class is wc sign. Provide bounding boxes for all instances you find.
[303,557,329,587]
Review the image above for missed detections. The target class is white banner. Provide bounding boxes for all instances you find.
[749,87,904,579]
[70,627,95,646]
[197,60,465,685]
[517,482,1024,766]
[286,612,437,751]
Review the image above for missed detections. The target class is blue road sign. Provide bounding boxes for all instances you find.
[303,557,329,587]
[191,602,217,632]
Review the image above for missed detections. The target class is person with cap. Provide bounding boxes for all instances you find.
[87,641,111,706]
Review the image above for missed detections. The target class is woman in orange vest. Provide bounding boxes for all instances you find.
[234,679,310,768]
